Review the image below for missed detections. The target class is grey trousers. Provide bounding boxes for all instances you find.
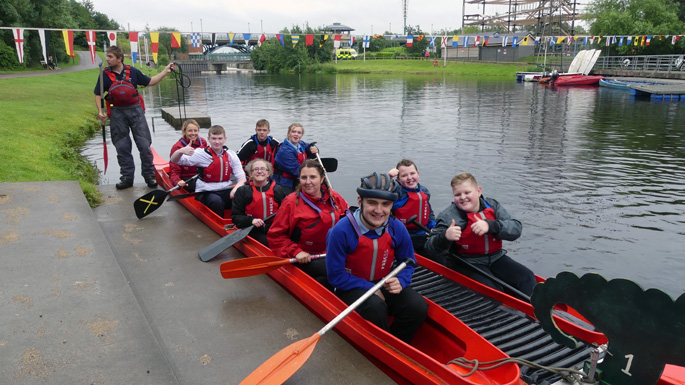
[110,104,154,179]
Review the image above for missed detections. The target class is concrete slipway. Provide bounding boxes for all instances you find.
[0,181,390,385]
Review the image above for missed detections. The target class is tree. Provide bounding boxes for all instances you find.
[251,25,333,73]
[587,0,685,54]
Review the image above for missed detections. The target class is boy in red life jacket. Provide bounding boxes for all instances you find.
[326,173,428,344]
[93,45,175,190]
[170,125,246,218]
[424,172,537,296]
[237,119,280,167]
[387,159,436,256]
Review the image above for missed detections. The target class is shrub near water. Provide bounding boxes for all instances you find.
[0,69,102,206]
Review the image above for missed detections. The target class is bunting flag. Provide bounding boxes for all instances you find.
[364,35,370,48]
[191,33,201,48]
[37,29,48,63]
[85,30,97,63]
[304,34,313,46]
[641,35,646,46]
[277,34,284,46]
[211,33,216,46]
[474,36,480,47]
[150,32,159,62]
[463,36,469,47]
[535,36,540,45]
[62,30,74,57]
[292,34,299,47]
[441,36,448,48]
[485,36,491,46]
[634,36,640,46]
[243,33,251,45]
[107,30,117,46]
[627,36,633,45]
[512,36,518,48]
[320,34,328,47]
[673,35,680,44]
[407,35,413,47]
[259,34,266,47]
[550,36,555,46]
[350,36,355,46]
[12,28,25,63]
[646,36,651,46]
[228,33,235,44]
[568,36,573,45]
[589,36,595,45]
[556,36,565,45]
[452,35,458,47]
[171,32,181,48]
[429,36,436,47]
[129,31,138,63]
[334,35,341,49]
[619,36,624,46]
[605,36,611,46]
[503,36,508,47]
[597,36,603,44]
[520,36,528,45]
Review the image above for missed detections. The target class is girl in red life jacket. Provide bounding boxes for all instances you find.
[267,159,348,287]
[231,159,287,246]
[169,119,207,192]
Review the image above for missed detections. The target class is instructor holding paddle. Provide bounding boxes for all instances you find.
[94,45,175,190]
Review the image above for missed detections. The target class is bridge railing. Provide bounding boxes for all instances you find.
[188,53,252,61]
[595,54,685,73]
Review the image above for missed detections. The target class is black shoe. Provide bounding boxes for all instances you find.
[144,175,158,188]
[116,177,134,190]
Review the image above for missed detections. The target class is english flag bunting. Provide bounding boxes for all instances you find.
[85,30,97,64]
[12,28,25,63]
[129,32,139,63]
[171,32,181,48]
[62,30,74,57]
[150,32,159,62]
[107,30,117,46]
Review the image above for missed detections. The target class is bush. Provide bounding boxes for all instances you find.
[157,56,170,66]
[0,40,22,70]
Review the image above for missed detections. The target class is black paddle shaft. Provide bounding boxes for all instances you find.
[198,212,277,262]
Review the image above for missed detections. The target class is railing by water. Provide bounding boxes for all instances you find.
[595,54,685,76]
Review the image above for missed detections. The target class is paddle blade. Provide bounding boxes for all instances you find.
[133,189,170,219]
[199,225,253,262]
[102,139,108,173]
[239,333,321,385]
[319,157,338,173]
[220,256,289,279]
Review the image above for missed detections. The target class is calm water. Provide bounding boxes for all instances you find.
[83,71,685,297]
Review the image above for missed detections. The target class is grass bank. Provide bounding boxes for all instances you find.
[0,69,102,206]
[330,59,524,77]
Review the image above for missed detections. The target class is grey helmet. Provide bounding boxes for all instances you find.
[357,172,399,201]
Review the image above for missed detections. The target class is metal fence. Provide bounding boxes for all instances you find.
[595,54,685,73]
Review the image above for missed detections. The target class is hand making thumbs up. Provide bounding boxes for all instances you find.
[445,219,462,242]
[471,216,489,236]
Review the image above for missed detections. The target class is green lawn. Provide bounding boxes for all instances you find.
[333,59,523,77]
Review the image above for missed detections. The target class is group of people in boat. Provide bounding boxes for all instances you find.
[167,118,536,345]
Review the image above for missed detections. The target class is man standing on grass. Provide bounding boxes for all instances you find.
[94,45,175,189]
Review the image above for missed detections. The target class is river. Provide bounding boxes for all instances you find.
[83,71,685,297]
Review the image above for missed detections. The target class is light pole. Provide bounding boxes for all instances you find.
[191,22,193,33]
[261,20,263,34]
[248,23,250,33]
[200,18,203,36]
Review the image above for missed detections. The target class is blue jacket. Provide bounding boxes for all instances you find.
[273,139,315,189]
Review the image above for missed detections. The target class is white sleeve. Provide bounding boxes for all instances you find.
[229,150,246,180]
[177,149,212,167]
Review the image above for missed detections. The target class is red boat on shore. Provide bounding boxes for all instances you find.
[151,148,685,385]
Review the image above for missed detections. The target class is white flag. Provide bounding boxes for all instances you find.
[37,29,48,63]
[107,31,117,46]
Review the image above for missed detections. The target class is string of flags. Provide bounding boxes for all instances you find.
[3,26,684,65]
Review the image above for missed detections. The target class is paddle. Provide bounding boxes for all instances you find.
[98,62,108,173]
[220,254,325,279]
[238,259,412,385]
[315,153,340,211]
[318,157,338,173]
[133,175,199,219]
[199,212,277,262]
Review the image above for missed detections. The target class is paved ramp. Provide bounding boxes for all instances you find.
[0,181,389,384]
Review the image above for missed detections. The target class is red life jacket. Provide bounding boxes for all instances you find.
[280,151,306,179]
[345,211,395,281]
[455,204,502,255]
[104,65,145,116]
[245,181,279,220]
[247,135,277,166]
[294,191,340,253]
[199,147,233,183]
[394,188,430,231]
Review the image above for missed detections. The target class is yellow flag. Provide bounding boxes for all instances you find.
[150,32,159,63]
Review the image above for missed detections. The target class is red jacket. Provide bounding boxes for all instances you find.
[169,137,207,186]
[267,187,348,258]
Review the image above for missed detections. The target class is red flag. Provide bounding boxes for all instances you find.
[305,34,314,46]
[334,35,341,49]
[12,28,25,63]
[171,32,181,48]
[259,34,266,47]
[129,31,139,63]
[85,30,97,64]
[62,30,74,57]
[107,31,117,46]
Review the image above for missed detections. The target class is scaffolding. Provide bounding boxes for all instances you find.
[462,0,584,35]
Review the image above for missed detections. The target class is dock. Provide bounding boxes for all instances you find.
[630,83,685,100]
[0,181,390,384]
[161,106,212,129]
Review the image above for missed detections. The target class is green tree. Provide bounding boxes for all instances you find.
[587,0,685,54]
[405,25,430,55]
[251,25,333,73]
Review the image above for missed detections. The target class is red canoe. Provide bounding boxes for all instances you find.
[151,148,685,385]
[553,75,604,86]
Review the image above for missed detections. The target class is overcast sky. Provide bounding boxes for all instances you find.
[93,0,491,36]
